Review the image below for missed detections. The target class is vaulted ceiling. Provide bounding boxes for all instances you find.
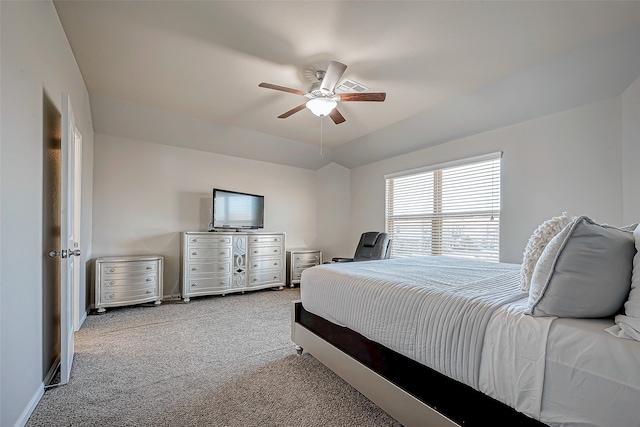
[55,1,640,169]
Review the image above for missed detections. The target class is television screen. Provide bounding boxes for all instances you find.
[212,189,264,230]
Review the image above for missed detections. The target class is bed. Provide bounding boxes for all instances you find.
[290,255,640,427]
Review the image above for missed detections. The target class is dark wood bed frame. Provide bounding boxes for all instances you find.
[292,301,547,427]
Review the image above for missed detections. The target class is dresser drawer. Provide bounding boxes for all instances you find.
[248,270,283,286]
[293,252,322,264]
[186,235,232,246]
[102,262,157,276]
[186,261,232,275]
[99,285,159,306]
[250,245,282,257]
[248,235,284,245]
[249,258,282,271]
[292,257,321,270]
[102,275,158,289]
[187,247,232,260]
[186,277,232,293]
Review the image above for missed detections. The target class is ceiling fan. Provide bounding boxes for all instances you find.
[259,60,386,125]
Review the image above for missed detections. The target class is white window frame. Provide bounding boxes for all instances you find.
[385,152,502,262]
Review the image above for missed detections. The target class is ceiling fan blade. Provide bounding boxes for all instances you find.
[259,83,305,96]
[320,60,347,93]
[329,108,346,125]
[277,103,307,119]
[338,92,386,102]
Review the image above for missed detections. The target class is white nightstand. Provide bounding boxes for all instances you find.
[286,249,322,287]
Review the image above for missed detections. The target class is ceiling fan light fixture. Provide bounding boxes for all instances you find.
[306,97,337,117]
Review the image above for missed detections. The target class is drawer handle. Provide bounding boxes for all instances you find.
[274,262,278,266]
[253,264,258,268]
[192,238,197,243]
[273,238,278,241]
[220,252,226,255]
[192,252,198,256]
[192,283,198,287]
[192,267,198,271]
[146,266,152,270]
[273,250,277,253]
[108,281,115,285]
[145,290,152,294]
[254,250,258,254]
[273,275,277,279]
[253,278,257,282]
[107,293,115,299]
[109,268,115,272]
[220,267,225,270]
[146,278,152,282]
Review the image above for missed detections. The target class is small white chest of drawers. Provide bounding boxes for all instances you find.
[286,249,322,287]
[181,231,286,302]
[93,255,163,313]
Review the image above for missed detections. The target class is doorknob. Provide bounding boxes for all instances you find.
[48,249,68,258]
[48,249,81,258]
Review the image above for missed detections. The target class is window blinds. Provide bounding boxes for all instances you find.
[385,152,501,262]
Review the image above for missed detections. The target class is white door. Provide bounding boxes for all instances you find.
[59,93,80,384]
[73,119,83,331]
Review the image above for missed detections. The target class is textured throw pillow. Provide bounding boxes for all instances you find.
[520,212,574,291]
[527,216,636,318]
[606,224,640,340]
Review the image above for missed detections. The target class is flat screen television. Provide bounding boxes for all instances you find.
[211,188,264,230]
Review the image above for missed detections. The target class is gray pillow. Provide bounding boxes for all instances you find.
[527,216,636,317]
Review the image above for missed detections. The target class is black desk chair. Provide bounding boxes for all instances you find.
[331,231,392,263]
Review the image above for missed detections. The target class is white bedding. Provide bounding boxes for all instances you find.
[300,256,640,426]
[300,256,531,390]
[541,317,640,427]
[480,298,555,419]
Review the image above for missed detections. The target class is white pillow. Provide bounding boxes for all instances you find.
[520,212,574,291]
[606,223,640,340]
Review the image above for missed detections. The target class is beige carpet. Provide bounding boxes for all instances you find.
[27,288,401,426]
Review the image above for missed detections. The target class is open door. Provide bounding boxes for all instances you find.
[47,93,81,385]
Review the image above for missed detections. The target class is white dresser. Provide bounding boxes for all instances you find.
[286,249,322,287]
[181,231,285,302]
[93,255,163,313]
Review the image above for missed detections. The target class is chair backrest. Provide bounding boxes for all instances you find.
[353,232,392,262]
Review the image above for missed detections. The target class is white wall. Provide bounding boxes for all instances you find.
[350,97,624,264]
[314,162,351,261]
[622,76,640,225]
[0,1,94,426]
[92,134,320,298]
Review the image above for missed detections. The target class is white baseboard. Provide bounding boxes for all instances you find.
[13,383,44,427]
[77,309,88,330]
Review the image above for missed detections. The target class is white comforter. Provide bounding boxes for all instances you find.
[300,256,538,391]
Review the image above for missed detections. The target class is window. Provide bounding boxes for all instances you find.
[385,152,501,262]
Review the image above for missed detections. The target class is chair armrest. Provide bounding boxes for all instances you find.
[331,257,354,263]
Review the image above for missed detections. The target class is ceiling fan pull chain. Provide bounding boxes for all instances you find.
[320,116,324,158]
